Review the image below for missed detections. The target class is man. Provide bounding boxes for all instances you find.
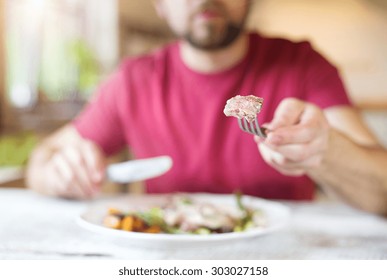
[27,0,387,215]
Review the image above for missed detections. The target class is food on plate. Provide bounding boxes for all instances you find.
[102,194,266,234]
[223,95,264,123]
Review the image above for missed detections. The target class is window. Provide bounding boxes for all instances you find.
[3,0,118,132]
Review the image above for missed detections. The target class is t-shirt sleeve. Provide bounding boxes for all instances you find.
[73,69,127,156]
[301,42,352,109]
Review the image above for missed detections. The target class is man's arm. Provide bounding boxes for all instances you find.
[257,98,387,215]
[26,125,106,199]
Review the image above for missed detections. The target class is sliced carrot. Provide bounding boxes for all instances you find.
[121,216,134,231]
[144,225,162,234]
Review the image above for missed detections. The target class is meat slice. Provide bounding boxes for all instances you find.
[223,95,264,123]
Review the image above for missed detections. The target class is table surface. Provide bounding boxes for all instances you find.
[1,188,387,260]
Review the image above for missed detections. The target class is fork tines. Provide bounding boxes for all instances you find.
[238,117,267,138]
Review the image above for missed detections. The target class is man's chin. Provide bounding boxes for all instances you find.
[184,26,244,51]
[187,36,225,50]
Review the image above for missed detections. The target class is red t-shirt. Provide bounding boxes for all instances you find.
[74,33,351,200]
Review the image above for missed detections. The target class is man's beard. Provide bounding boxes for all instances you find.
[179,0,250,51]
[183,22,245,51]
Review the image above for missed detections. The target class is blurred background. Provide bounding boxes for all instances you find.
[0,0,387,191]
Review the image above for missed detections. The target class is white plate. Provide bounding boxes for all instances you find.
[0,167,24,184]
[77,193,290,248]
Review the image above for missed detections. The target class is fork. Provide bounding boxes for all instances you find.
[238,117,267,138]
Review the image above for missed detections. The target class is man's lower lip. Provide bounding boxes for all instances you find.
[197,11,220,20]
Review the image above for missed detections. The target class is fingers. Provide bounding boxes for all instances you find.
[268,161,306,177]
[45,142,105,199]
[258,143,321,176]
[62,147,96,197]
[264,103,329,146]
[258,143,304,176]
[265,125,316,146]
[51,153,77,195]
[82,141,106,184]
[256,99,330,176]
[51,150,92,199]
[265,98,306,130]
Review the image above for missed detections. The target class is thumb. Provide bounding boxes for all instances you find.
[267,98,306,130]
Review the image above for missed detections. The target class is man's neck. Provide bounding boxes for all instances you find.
[179,32,249,74]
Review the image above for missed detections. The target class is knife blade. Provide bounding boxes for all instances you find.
[106,156,173,183]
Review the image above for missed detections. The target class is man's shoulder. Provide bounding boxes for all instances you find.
[249,32,313,53]
[249,32,322,64]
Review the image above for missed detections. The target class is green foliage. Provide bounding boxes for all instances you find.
[0,133,38,167]
[134,207,181,234]
[234,191,255,232]
[68,40,101,97]
[38,38,101,101]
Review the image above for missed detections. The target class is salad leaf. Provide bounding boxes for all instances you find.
[234,191,254,232]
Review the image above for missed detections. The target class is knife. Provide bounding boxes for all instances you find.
[106,156,173,183]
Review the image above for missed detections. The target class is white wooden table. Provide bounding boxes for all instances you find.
[1,188,387,260]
